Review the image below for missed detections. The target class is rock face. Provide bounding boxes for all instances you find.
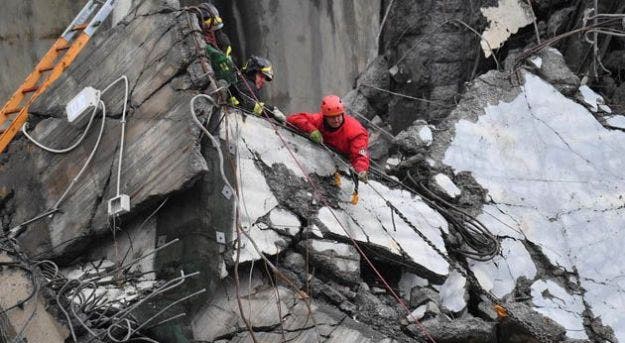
[528,47,580,95]
[393,120,433,155]
[297,239,361,285]
[407,317,497,342]
[381,0,480,132]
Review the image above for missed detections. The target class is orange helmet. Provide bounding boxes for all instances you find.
[320,95,344,117]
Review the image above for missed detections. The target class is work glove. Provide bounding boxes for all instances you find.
[228,96,240,107]
[272,106,286,123]
[357,171,368,183]
[253,101,265,116]
[310,130,323,144]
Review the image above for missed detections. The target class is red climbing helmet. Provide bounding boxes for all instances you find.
[320,95,344,117]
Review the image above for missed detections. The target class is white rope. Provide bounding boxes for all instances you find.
[14,76,129,233]
[190,94,239,228]
[21,91,101,154]
[101,75,130,197]
[53,101,107,210]
[21,75,129,197]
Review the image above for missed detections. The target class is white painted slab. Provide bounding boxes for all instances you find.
[531,279,587,339]
[443,72,625,339]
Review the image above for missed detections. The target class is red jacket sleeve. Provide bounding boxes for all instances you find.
[349,126,370,173]
[286,112,322,134]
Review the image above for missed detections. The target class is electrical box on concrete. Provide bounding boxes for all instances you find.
[66,87,99,123]
[108,194,130,216]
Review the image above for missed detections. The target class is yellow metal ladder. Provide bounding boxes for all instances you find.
[0,0,116,154]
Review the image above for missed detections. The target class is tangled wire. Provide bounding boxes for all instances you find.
[0,235,203,343]
[404,171,501,261]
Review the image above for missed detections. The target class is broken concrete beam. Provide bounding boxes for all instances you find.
[0,8,210,259]
[297,239,361,285]
[29,8,203,117]
[407,317,496,342]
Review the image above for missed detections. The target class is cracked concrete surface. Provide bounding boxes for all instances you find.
[192,271,391,343]
[0,6,208,259]
[220,113,451,280]
[439,68,623,340]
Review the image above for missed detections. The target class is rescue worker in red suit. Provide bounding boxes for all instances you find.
[287,95,370,181]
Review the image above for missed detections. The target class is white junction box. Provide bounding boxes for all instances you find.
[66,86,99,123]
[108,194,130,216]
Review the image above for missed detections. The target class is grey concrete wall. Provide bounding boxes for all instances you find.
[227,0,380,112]
[0,0,88,102]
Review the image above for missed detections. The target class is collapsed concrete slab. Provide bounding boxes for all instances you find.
[431,63,624,340]
[220,113,451,281]
[0,5,209,259]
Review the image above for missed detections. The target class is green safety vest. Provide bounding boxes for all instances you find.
[205,44,237,85]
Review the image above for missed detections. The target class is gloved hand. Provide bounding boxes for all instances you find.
[272,106,286,123]
[253,102,265,116]
[357,171,368,183]
[310,130,323,144]
[228,96,240,107]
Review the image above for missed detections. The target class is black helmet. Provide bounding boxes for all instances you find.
[198,2,223,31]
[243,55,273,81]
